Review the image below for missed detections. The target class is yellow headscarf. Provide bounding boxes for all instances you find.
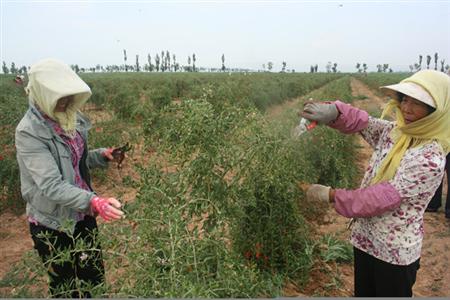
[371,70,450,184]
[26,58,92,136]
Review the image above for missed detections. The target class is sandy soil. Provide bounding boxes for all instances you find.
[0,213,33,279]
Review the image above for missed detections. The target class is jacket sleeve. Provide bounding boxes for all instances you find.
[328,100,369,134]
[15,129,95,211]
[333,145,445,218]
[334,182,401,218]
[86,148,109,169]
[328,100,393,149]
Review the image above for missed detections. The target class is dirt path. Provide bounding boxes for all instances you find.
[0,213,33,279]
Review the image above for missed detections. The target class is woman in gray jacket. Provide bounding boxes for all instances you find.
[15,59,124,298]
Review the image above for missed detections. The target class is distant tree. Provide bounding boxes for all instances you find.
[434,53,438,70]
[376,64,383,72]
[18,66,27,74]
[155,54,160,72]
[382,64,389,73]
[262,63,266,72]
[418,55,423,70]
[389,68,393,73]
[147,54,153,72]
[70,64,80,73]
[409,65,414,72]
[314,64,318,72]
[267,62,273,72]
[172,54,177,72]
[161,51,165,72]
[2,61,9,74]
[192,53,196,72]
[332,63,338,73]
[221,54,226,72]
[187,56,191,72]
[166,50,171,71]
[441,59,445,72]
[136,55,140,72]
[123,49,128,72]
[10,62,17,74]
[326,61,332,73]
[281,61,287,72]
[426,55,431,69]
[414,63,420,72]
[362,63,367,74]
[310,65,315,73]
[356,63,361,73]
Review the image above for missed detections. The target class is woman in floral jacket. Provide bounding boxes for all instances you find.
[301,70,449,297]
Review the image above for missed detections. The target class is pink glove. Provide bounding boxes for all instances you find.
[91,196,124,221]
[102,148,114,161]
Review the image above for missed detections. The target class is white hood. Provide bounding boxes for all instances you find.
[26,58,92,135]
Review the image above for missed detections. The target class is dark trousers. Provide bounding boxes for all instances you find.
[30,215,105,298]
[353,247,420,297]
[427,153,450,215]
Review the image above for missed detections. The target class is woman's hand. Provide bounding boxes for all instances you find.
[102,148,115,161]
[299,183,335,203]
[301,102,339,125]
[90,196,125,221]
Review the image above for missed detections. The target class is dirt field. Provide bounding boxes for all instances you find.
[1,77,449,297]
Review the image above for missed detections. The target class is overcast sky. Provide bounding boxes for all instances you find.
[1,0,449,72]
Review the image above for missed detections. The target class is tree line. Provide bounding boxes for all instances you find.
[2,51,449,74]
[408,53,449,73]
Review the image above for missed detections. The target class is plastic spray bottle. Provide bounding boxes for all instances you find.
[293,118,317,137]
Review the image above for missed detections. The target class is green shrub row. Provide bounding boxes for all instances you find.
[0,76,28,213]
[82,72,343,120]
[354,73,410,93]
[117,74,359,296]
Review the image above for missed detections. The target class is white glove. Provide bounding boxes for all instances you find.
[306,184,331,202]
[302,102,339,125]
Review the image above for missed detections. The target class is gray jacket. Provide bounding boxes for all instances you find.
[15,102,108,232]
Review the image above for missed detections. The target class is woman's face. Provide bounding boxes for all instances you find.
[400,95,432,124]
[54,96,74,112]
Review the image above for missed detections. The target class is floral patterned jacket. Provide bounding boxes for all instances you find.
[329,101,446,265]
